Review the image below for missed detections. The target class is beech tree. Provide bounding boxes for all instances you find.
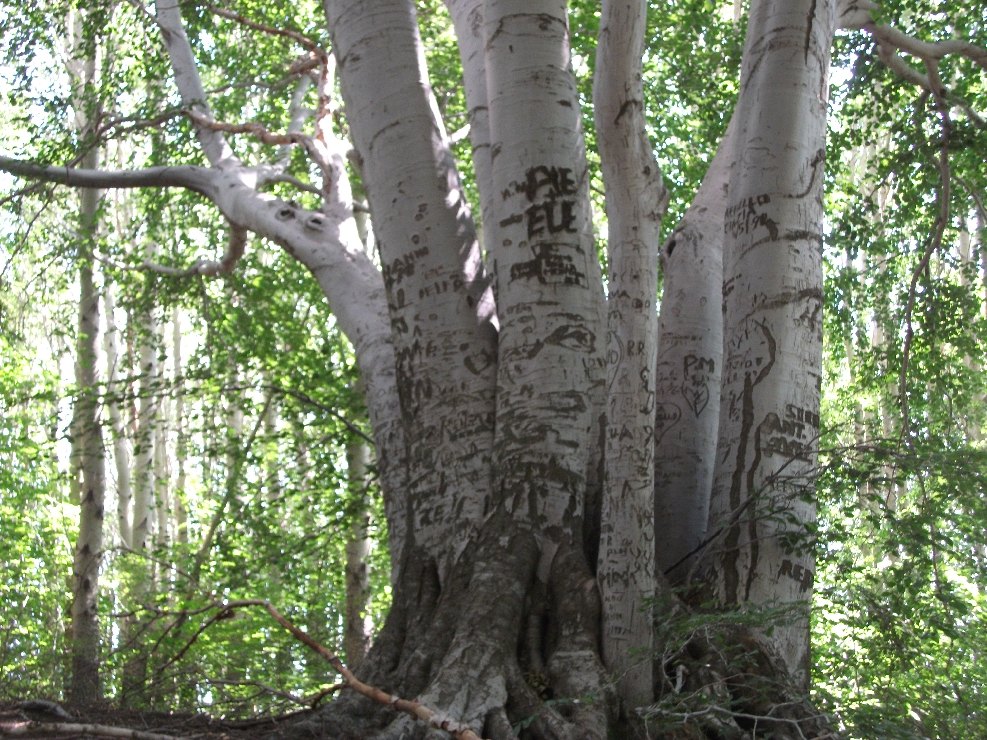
[2,0,986,736]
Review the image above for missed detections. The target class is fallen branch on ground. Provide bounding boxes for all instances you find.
[0,719,179,739]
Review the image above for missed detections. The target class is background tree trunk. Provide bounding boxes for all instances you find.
[66,10,106,705]
[343,437,373,668]
[103,281,133,548]
[121,270,160,707]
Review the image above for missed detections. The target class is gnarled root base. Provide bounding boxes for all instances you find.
[271,516,615,739]
[270,522,833,739]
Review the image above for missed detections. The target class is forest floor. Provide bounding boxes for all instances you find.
[0,700,315,738]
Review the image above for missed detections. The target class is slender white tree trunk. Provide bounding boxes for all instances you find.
[445,0,497,254]
[172,310,189,546]
[121,270,159,706]
[68,141,107,709]
[66,11,106,703]
[594,0,667,708]
[704,0,836,687]
[153,375,172,551]
[103,281,133,548]
[130,288,158,556]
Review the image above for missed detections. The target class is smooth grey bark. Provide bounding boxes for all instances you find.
[653,117,735,584]
[444,0,497,254]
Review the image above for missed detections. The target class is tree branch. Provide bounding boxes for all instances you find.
[205,3,326,55]
[0,156,214,195]
[844,2,987,128]
[184,108,336,182]
[154,0,237,166]
[134,225,247,277]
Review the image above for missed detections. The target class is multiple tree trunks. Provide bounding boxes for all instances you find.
[311,0,837,735]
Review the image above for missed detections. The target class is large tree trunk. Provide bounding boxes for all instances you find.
[325,0,497,577]
[700,0,835,691]
[652,116,735,586]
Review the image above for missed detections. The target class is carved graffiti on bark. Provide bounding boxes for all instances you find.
[681,354,714,417]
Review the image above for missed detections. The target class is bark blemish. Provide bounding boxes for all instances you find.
[804,0,818,63]
[304,214,325,230]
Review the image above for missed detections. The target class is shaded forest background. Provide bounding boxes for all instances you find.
[1,0,986,737]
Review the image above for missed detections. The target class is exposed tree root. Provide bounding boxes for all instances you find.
[256,521,835,740]
[271,518,620,739]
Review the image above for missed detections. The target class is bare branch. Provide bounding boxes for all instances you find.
[870,23,987,71]
[158,599,485,740]
[268,384,376,446]
[185,108,310,149]
[0,156,214,195]
[204,3,327,57]
[228,600,486,740]
[184,108,335,180]
[135,225,247,277]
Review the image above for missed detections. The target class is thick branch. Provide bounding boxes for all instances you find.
[869,22,987,70]
[205,3,326,56]
[155,0,237,166]
[0,156,214,195]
